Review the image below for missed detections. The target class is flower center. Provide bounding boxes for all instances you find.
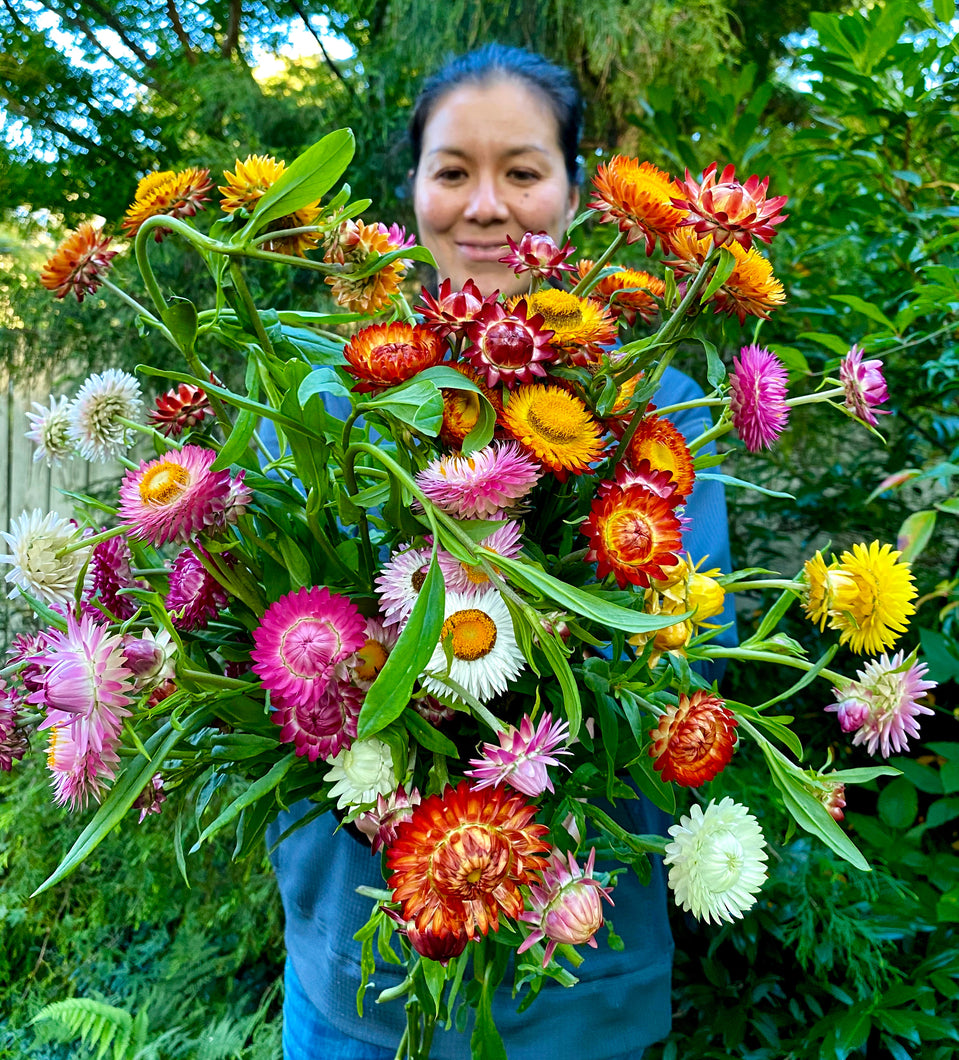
[280,616,340,678]
[606,510,653,563]
[410,567,428,593]
[529,289,583,329]
[441,609,497,661]
[139,462,190,506]
[354,638,389,681]
[526,399,583,445]
[447,390,481,429]
[431,824,511,899]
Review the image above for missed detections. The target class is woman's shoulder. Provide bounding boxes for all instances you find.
[657,364,705,403]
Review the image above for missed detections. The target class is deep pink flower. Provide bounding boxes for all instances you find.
[119,445,249,546]
[518,848,614,966]
[672,162,788,250]
[416,441,542,519]
[729,344,790,451]
[165,545,231,630]
[415,278,491,338]
[840,345,889,427]
[464,301,557,387]
[46,722,121,810]
[498,231,576,280]
[133,774,166,822]
[355,784,422,853]
[467,712,571,797]
[828,650,936,757]
[0,682,27,771]
[271,677,364,761]
[85,536,146,620]
[251,586,367,710]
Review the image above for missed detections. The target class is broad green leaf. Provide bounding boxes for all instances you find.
[361,380,444,436]
[896,509,936,563]
[416,366,496,453]
[831,294,897,332]
[700,246,738,302]
[701,337,726,390]
[934,0,955,21]
[298,366,352,403]
[404,709,459,756]
[358,559,445,738]
[799,331,854,357]
[877,776,918,830]
[161,298,198,353]
[192,753,296,850]
[920,628,959,684]
[242,129,355,236]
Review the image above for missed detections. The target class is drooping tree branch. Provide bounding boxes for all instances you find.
[76,0,155,67]
[165,0,197,65]
[221,0,242,58]
[286,0,357,102]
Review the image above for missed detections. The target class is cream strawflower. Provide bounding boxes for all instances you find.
[0,509,92,606]
[68,368,143,462]
[664,797,768,925]
[26,395,76,467]
[324,737,396,810]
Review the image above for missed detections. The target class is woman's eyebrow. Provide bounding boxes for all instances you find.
[426,145,551,159]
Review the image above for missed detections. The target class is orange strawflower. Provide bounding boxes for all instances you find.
[501,385,606,479]
[649,690,738,786]
[122,167,213,241]
[626,414,696,500]
[219,154,320,256]
[577,260,666,326]
[324,219,408,314]
[439,362,503,448]
[342,322,445,393]
[386,781,549,941]
[589,156,687,255]
[40,223,117,302]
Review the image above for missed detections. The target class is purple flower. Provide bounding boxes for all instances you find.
[840,345,889,426]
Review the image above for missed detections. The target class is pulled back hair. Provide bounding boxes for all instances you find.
[409,44,584,184]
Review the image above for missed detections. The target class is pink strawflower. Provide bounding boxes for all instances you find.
[118,445,248,547]
[729,344,790,451]
[122,628,176,691]
[271,677,364,761]
[672,162,788,250]
[6,630,48,700]
[46,722,121,810]
[415,278,490,338]
[26,395,76,467]
[438,521,524,595]
[165,545,231,630]
[840,345,889,427]
[355,784,422,853]
[0,682,27,771]
[828,650,936,758]
[31,612,134,756]
[85,536,147,620]
[518,848,614,966]
[133,774,166,822]
[374,544,433,627]
[466,712,571,797]
[416,441,542,519]
[499,231,576,280]
[464,300,557,388]
[251,586,367,710]
[378,221,417,250]
[410,692,455,727]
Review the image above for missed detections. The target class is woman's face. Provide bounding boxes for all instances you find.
[413,78,579,298]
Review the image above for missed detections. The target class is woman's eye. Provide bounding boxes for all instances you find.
[509,169,540,183]
[435,168,467,183]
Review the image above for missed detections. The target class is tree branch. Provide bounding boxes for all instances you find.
[77,0,155,67]
[286,0,357,101]
[221,0,242,58]
[165,0,197,64]
[57,8,156,89]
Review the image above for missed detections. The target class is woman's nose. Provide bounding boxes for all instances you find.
[463,176,509,224]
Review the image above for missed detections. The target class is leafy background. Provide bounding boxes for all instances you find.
[2,0,958,1056]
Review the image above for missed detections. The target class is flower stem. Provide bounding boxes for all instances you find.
[57,525,127,555]
[570,232,626,297]
[786,387,844,408]
[117,417,183,451]
[700,645,844,685]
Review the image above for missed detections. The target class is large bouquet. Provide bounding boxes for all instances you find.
[2,134,935,1057]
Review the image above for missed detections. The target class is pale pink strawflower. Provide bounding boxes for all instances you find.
[467,712,571,797]
[416,441,542,519]
[828,650,936,758]
[85,536,147,620]
[26,395,76,467]
[31,612,134,757]
[133,774,166,823]
[355,784,422,853]
[68,368,143,462]
[118,445,248,546]
[840,345,889,427]
[518,848,613,966]
[251,586,367,710]
[374,544,433,627]
[437,521,524,595]
[0,508,92,607]
[729,344,790,451]
[271,677,364,761]
[122,628,176,691]
[46,722,121,810]
[165,545,231,630]
[348,616,399,691]
[499,231,576,281]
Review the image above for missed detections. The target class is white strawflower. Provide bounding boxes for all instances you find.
[0,509,92,605]
[69,368,142,461]
[324,737,396,810]
[25,395,76,466]
[664,796,768,925]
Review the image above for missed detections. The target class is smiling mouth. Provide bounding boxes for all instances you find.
[456,242,510,261]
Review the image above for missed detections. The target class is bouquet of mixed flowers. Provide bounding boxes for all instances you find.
[2,134,936,1056]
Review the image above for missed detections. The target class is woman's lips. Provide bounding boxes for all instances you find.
[456,241,510,262]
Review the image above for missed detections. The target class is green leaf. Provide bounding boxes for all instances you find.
[926,797,959,829]
[831,294,897,333]
[920,627,959,684]
[799,331,854,357]
[936,886,959,923]
[701,338,726,390]
[897,509,937,563]
[242,129,355,236]
[416,365,495,453]
[360,380,444,436]
[701,246,738,302]
[934,0,955,21]
[404,709,459,756]
[877,776,918,830]
[536,626,582,738]
[191,753,296,851]
[33,708,213,894]
[696,472,794,499]
[161,298,198,353]
[298,367,352,404]
[358,558,445,738]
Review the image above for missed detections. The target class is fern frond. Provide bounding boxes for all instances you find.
[31,996,136,1060]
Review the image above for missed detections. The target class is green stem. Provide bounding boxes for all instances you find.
[583,803,668,855]
[229,263,276,357]
[99,279,166,332]
[134,220,171,315]
[570,232,626,297]
[700,645,844,685]
[726,579,800,592]
[654,397,725,417]
[179,667,254,690]
[688,417,733,456]
[117,417,183,450]
[58,525,127,555]
[340,449,376,588]
[786,386,844,408]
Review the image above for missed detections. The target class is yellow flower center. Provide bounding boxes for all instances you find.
[46,726,60,768]
[354,638,389,682]
[431,823,510,899]
[139,462,190,506]
[526,400,583,444]
[462,563,491,586]
[441,608,497,661]
[446,391,481,430]
[529,289,583,329]
[135,171,174,200]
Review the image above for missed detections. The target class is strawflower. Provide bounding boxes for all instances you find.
[437,521,523,595]
[272,677,364,762]
[220,154,320,256]
[343,322,445,392]
[40,223,117,301]
[324,737,395,809]
[149,382,211,437]
[355,784,422,853]
[828,650,936,757]
[133,774,167,823]
[672,163,788,250]
[68,368,143,462]
[577,260,665,326]
[325,218,411,313]
[0,508,92,606]
[165,545,231,630]
[664,797,768,924]
[46,723,121,810]
[416,441,541,519]
[26,395,76,467]
[439,363,504,448]
[375,544,433,627]
[0,683,27,771]
[649,691,738,785]
[464,301,556,387]
[840,345,889,426]
[416,278,490,338]
[499,231,575,280]
[122,167,213,241]
[502,385,606,480]
[521,288,618,366]
[387,781,550,940]
[466,712,571,796]
[86,535,146,620]
[589,156,687,254]
[626,415,695,500]
[729,344,790,452]
[349,616,398,690]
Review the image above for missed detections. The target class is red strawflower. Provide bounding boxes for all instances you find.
[343,322,445,393]
[149,383,211,437]
[649,690,738,785]
[40,223,117,302]
[672,162,788,250]
[464,300,557,388]
[416,278,492,338]
[498,231,576,281]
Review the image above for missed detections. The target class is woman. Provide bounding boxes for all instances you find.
[270,44,735,1060]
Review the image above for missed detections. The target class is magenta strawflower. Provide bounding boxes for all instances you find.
[165,545,231,630]
[46,722,121,810]
[437,521,523,595]
[415,278,490,338]
[133,774,167,822]
[85,536,147,620]
[271,676,364,761]
[518,848,613,966]
[374,544,433,627]
[251,586,367,710]
[355,784,422,853]
[467,712,571,797]
[464,300,557,388]
[499,231,576,280]
[119,445,248,546]
[31,612,134,756]
[828,650,936,757]
[729,344,790,451]
[840,345,889,427]
[0,682,27,771]
[416,441,542,519]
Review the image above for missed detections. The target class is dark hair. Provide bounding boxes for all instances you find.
[409,44,584,184]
